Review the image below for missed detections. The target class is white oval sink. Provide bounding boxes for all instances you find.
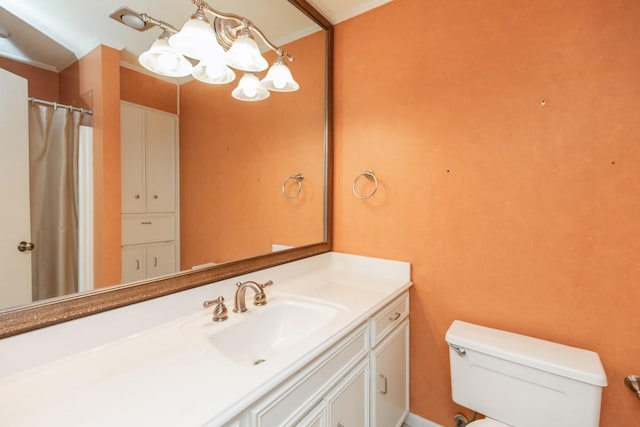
[196,297,343,366]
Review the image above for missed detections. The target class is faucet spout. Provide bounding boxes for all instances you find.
[233,280,273,313]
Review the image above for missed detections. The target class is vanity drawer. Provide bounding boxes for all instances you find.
[370,292,409,347]
[121,214,175,245]
[250,324,368,427]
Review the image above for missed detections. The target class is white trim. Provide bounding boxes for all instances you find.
[0,51,59,72]
[78,125,94,292]
[404,412,444,427]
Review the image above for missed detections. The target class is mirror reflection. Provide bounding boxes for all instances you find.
[0,0,327,313]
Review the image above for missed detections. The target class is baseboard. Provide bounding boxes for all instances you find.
[404,412,444,427]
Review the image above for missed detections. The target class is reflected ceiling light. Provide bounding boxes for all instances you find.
[224,28,268,72]
[261,55,299,92]
[109,7,153,31]
[192,57,235,84]
[232,73,270,101]
[113,0,298,102]
[169,8,223,61]
[139,30,193,77]
[121,14,146,30]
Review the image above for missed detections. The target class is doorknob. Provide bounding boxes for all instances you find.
[17,241,35,252]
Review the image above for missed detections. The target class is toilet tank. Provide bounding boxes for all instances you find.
[446,321,607,427]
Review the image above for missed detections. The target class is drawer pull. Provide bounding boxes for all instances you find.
[389,312,401,321]
[337,424,345,427]
[379,373,388,395]
[136,260,140,270]
[153,256,158,267]
[141,221,152,225]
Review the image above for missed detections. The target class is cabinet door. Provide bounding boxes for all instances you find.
[370,320,409,427]
[121,245,146,283]
[121,104,145,212]
[327,361,369,427]
[144,110,175,212]
[295,400,326,427]
[145,242,176,278]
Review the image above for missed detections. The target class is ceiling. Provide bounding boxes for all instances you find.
[0,0,392,73]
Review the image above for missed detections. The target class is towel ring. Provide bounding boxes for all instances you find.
[282,173,304,199]
[353,169,378,199]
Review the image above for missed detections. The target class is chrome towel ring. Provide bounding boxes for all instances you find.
[282,173,304,199]
[353,169,378,199]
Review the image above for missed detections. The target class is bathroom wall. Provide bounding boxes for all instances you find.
[120,66,178,114]
[59,45,122,288]
[0,57,58,100]
[333,0,640,425]
[179,31,326,268]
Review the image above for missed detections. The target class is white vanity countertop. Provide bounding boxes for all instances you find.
[0,252,411,427]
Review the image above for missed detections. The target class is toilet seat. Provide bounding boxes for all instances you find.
[468,419,510,427]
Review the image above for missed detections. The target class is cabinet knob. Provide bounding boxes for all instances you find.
[134,194,140,199]
[17,241,35,252]
[153,194,158,199]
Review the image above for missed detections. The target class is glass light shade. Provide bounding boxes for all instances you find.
[139,35,193,77]
[192,58,235,84]
[232,73,270,101]
[224,31,268,72]
[261,58,299,92]
[169,10,224,60]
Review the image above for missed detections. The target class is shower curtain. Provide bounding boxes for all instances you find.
[28,104,86,301]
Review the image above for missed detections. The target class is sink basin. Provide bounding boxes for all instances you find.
[206,297,342,366]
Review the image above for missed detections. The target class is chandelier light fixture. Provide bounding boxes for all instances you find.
[111,0,299,101]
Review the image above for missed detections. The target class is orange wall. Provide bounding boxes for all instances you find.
[179,31,326,268]
[59,45,122,288]
[333,0,640,425]
[120,67,178,114]
[0,57,59,100]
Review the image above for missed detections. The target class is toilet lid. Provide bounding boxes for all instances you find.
[468,419,510,427]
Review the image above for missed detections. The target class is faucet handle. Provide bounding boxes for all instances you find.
[253,280,273,306]
[203,296,228,322]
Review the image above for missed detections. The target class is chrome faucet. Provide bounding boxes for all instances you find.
[233,280,273,313]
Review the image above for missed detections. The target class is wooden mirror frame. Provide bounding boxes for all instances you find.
[0,0,333,339]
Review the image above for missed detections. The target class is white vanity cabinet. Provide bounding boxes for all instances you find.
[120,102,179,283]
[247,325,369,427]
[296,401,327,426]
[224,291,410,427]
[0,253,412,427]
[369,294,410,427]
[326,360,369,426]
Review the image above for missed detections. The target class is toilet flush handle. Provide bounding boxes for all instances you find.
[449,344,467,357]
[625,375,640,400]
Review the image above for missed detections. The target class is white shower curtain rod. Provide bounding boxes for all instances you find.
[28,97,93,116]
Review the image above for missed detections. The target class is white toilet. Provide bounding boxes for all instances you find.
[445,320,607,427]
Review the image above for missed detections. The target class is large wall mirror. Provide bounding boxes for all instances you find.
[0,0,332,338]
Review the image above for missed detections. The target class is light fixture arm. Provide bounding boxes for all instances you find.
[139,13,179,34]
[189,0,294,62]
